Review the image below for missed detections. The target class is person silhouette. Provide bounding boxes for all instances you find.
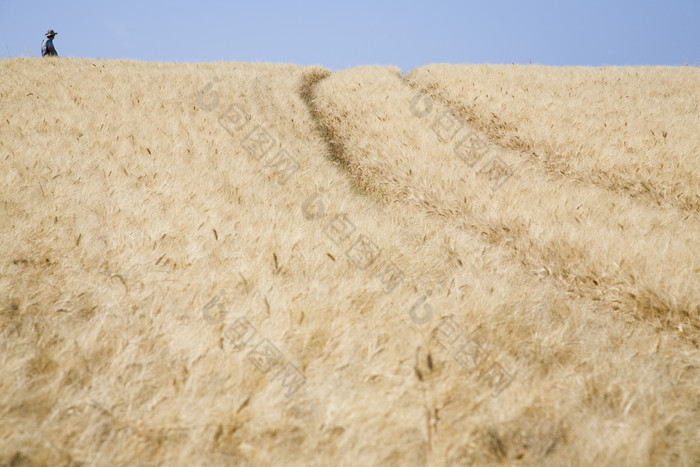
[41,30,58,57]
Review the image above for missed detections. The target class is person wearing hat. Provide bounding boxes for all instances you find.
[41,30,59,57]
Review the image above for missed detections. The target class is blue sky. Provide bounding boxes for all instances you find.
[1,0,698,71]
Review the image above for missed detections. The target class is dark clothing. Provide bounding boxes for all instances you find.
[42,38,58,57]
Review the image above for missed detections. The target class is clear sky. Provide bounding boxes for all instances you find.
[1,0,698,71]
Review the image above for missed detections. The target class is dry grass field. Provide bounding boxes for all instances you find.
[1,58,699,466]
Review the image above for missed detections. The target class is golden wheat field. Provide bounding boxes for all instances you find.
[1,57,699,466]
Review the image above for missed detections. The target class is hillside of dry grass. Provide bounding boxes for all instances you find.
[1,58,699,466]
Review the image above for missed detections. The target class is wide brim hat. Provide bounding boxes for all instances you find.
[45,30,57,37]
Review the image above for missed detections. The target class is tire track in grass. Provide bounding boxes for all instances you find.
[307,66,700,346]
[404,66,700,216]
